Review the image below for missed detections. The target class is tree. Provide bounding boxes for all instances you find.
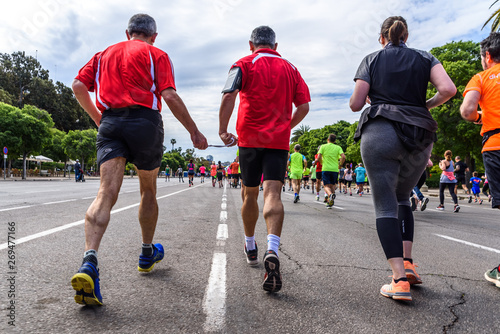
[344,122,362,164]
[62,129,97,172]
[0,52,94,131]
[0,102,54,179]
[170,138,176,151]
[290,124,311,143]
[428,41,483,171]
[44,128,69,176]
[483,0,500,31]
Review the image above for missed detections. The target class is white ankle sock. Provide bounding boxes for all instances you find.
[245,236,256,251]
[267,234,280,255]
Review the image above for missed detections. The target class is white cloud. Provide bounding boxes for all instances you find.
[0,0,495,162]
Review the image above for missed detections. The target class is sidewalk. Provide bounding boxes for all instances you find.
[0,175,101,182]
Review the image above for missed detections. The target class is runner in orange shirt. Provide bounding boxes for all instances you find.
[460,32,500,289]
[229,159,240,188]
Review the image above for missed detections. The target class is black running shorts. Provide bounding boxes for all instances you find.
[239,147,288,187]
[97,107,164,170]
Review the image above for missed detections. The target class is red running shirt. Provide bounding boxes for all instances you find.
[231,49,310,150]
[76,39,176,112]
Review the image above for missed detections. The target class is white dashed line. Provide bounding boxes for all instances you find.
[203,180,228,332]
[42,199,77,205]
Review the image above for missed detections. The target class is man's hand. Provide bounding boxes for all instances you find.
[219,132,238,147]
[191,129,208,150]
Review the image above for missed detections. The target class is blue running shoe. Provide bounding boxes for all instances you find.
[138,243,164,272]
[71,262,103,306]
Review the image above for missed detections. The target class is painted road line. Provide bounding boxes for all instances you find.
[202,252,227,332]
[0,184,205,250]
[0,205,32,212]
[42,199,77,205]
[203,180,228,332]
[435,234,500,254]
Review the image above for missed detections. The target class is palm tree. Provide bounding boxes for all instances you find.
[290,124,310,143]
[170,138,176,151]
[483,0,500,31]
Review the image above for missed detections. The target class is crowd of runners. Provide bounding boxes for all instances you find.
[69,13,499,308]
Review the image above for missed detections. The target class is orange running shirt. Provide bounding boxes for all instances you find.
[230,162,239,174]
[463,63,500,152]
[210,164,217,176]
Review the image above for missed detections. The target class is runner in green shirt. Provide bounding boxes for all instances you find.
[165,165,170,182]
[310,163,317,194]
[287,144,307,203]
[318,134,346,208]
[302,164,310,189]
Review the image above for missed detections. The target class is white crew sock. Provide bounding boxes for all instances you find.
[267,234,280,255]
[245,236,256,251]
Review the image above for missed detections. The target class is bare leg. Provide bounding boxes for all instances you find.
[241,186,259,237]
[85,157,126,251]
[136,167,160,244]
[387,257,406,280]
[263,180,284,236]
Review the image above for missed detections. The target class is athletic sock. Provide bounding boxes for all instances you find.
[294,193,298,197]
[83,249,98,269]
[404,258,413,264]
[267,234,280,256]
[142,243,153,257]
[245,236,256,251]
[394,277,408,284]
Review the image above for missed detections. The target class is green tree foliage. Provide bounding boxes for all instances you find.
[62,129,97,171]
[161,151,185,172]
[483,0,500,31]
[290,124,311,143]
[0,102,53,179]
[296,120,351,164]
[0,88,14,104]
[344,122,362,164]
[0,52,94,131]
[44,128,69,176]
[428,41,483,168]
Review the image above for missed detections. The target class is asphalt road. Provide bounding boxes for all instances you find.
[0,177,499,333]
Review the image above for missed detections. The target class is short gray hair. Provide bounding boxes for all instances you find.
[128,14,157,37]
[250,26,276,47]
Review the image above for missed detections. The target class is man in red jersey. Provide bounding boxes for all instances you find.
[70,14,207,306]
[218,26,310,292]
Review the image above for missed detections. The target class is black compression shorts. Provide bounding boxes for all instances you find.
[97,107,164,170]
[239,147,288,187]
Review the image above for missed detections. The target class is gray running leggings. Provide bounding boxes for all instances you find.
[360,118,432,259]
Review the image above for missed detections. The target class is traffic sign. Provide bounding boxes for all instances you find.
[3,147,7,154]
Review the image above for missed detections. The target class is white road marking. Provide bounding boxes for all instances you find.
[0,205,32,212]
[202,252,227,332]
[0,184,204,250]
[203,180,228,332]
[82,196,96,200]
[42,199,77,205]
[217,224,228,240]
[435,234,500,254]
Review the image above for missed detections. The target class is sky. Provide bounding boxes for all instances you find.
[0,0,495,163]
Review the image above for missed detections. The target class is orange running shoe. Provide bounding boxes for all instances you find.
[380,279,412,301]
[404,261,422,285]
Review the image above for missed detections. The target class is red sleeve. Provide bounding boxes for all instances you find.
[75,52,101,92]
[293,71,311,107]
[156,53,176,92]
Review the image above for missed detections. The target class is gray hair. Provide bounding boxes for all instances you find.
[250,26,276,47]
[127,14,157,37]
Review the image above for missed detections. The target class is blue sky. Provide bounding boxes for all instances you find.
[0,0,495,162]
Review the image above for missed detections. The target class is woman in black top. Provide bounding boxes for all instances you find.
[216,161,224,188]
[349,16,456,301]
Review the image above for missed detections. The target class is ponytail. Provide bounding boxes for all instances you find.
[380,16,408,46]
